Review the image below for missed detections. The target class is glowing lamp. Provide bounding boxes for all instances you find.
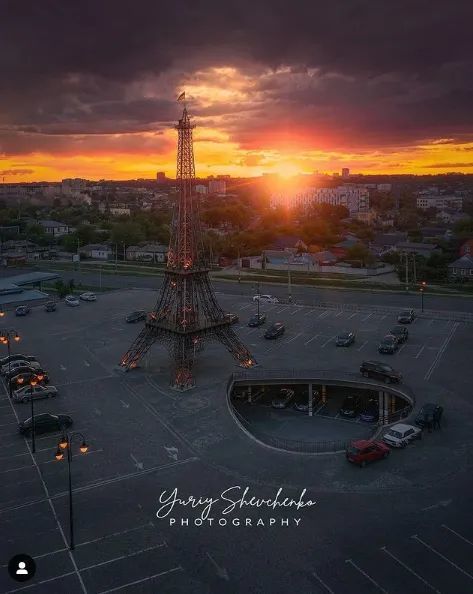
[79,441,89,454]
[0,310,5,318]
[59,435,68,450]
[55,448,64,461]
[14,333,20,342]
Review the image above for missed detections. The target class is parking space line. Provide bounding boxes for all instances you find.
[304,309,314,316]
[276,306,289,314]
[286,332,302,343]
[318,310,330,319]
[424,322,459,381]
[357,340,368,352]
[348,312,357,319]
[3,570,77,593]
[80,542,167,572]
[442,524,473,547]
[97,567,183,594]
[381,546,440,593]
[411,534,473,580]
[321,335,337,348]
[335,311,344,318]
[290,309,300,316]
[414,345,425,359]
[84,360,90,367]
[381,314,387,320]
[361,313,373,322]
[239,304,252,310]
[77,521,156,548]
[304,333,321,346]
[0,463,35,475]
[311,571,335,593]
[397,343,407,354]
[345,559,389,593]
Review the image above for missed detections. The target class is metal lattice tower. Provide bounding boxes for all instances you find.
[120,99,256,390]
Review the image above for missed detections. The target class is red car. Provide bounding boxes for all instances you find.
[346,440,390,467]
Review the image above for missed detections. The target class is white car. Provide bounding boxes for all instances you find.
[252,294,279,304]
[1,359,41,376]
[65,295,80,307]
[80,292,96,302]
[383,423,422,448]
[13,384,58,403]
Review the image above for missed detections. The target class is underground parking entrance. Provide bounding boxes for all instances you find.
[227,370,415,453]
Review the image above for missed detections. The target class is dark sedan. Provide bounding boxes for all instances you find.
[44,301,57,312]
[19,413,72,435]
[125,310,147,323]
[15,305,31,316]
[339,395,362,418]
[336,332,356,347]
[224,313,239,324]
[360,398,379,423]
[397,309,415,324]
[5,364,43,382]
[378,335,399,354]
[264,322,285,339]
[248,313,266,327]
[390,325,408,343]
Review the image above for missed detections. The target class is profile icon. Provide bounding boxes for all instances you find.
[8,554,35,583]
[16,561,28,575]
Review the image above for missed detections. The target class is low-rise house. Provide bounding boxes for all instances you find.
[126,243,168,263]
[395,242,441,258]
[79,244,113,260]
[38,219,70,237]
[460,239,473,256]
[371,232,408,255]
[448,254,473,279]
[311,250,338,265]
[0,240,48,262]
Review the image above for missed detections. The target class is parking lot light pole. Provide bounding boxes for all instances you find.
[55,432,89,550]
[0,330,21,398]
[420,281,426,313]
[28,376,39,453]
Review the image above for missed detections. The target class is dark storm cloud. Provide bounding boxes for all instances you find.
[1,0,473,154]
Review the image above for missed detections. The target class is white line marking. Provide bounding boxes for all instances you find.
[286,332,302,343]
[59,365,67,371]
[361,313,373,322]
[119,399,130,409]
[442,524,473,546]
[411,534,473,580]
[304,333,320,346]
[381,546,440,593]
[348,312,357,319]
[415,345,425,359]
[84,361,90,367]
[397,343,407,354]
[80,542,166,572]
[335,311,344,317]
[3,570,77,593]
[318,310,330,319]
[345,559,389,593]
[277,306,289,313]
[97,567,183,594]
[357,340,368,352]
[311,571,335,593]
[321,335,337,348]
[239,303,252,310]
[381,314,387,320]
[290,309,299,316]
[304,309,314,316]
[206,552,229,581]
[424,322,459,381]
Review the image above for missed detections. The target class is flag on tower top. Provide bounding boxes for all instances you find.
[177,92,185,102]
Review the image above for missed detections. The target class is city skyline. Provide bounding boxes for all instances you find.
[1,2,473,182]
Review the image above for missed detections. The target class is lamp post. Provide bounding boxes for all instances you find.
[420,281,426,313]
[0,329,21,398]
[54,432,89,550]
[26,373,44,454]
[287,253,292,303]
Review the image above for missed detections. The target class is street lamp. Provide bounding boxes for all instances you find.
[0,330,21,398]
[54,431,89,550]
[28,376,39,453]
[419,281,426,313]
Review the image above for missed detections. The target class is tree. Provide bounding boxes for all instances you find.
[110,221,145,246]
[346,243,376,267]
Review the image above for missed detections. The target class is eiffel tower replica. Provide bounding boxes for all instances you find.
[120,96,256,390]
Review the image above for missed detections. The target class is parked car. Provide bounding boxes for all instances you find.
[224,313,239,324]
[2,359,41,376]
[15,305,30,316]
[272,388,295,409]
[414,403,443,429]
[0,354,36,367]
[339,395,362,418]
[44,301,57,312]
[378,335,399,354]
[10,370,49,389]
[264,322,285,339]
[18,413,72,435]
[253,294,279,304]
[80,292,96,301]
[359,398,379,423]
[346,440,390,467]
[13,384,58,403]
[248,313,266,327]
[5,365,44,383]
[383,423,422,448]
[390,325,408,343]
[360,361,402,384]
[336,332,356,347]
[126,310,147,323]
[65,295,80,307]
[293,391,319,412]
[397,309,415,324]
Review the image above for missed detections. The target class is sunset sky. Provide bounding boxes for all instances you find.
[1,1,473,182]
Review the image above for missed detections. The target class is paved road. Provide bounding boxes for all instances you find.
[11,265,473,313]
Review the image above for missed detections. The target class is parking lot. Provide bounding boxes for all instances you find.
[0,288,472,593]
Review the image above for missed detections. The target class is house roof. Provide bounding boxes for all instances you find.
[396,242,438,251]
[311,250,338,263]
[270,235,303,250]
[372,232,408,247]
[38,219,68,228]
[80,244,112,251]
[448,254,473,270]
[333,238,359,249]
[127,243,168,253]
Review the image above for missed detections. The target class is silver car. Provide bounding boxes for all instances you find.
[13,384,58,403]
